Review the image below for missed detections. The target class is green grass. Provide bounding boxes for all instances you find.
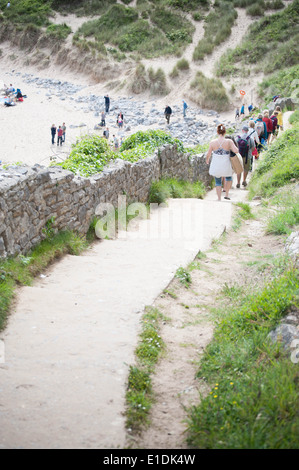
[231,202,255,231]
[216,0,299,77]
[266,193,299,235]
[56,130,183,177]
[193,1,238,61]
[257,65,299,105]
[248,123,299,198]
[186,261,299,449]
[148,178,206,204]
[126,306,166,431]
[190,71,229,112]
[73,2,194,59]
[0,230,88,332]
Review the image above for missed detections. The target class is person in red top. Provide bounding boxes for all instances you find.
[263,111,273,145]
[57,126,63,146]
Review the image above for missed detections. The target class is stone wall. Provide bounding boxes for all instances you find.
[0,144,211,258]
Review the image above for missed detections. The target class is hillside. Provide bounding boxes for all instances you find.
[0,0,297,113]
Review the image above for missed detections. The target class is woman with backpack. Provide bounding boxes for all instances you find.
[263,111,273,145]
[206,124,238,201]
[248,120,260,163]
[236,125,255,188]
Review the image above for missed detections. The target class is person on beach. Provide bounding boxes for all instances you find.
[62,122,66,143]
[100,111,106,127]
[206,124,238,201]
[164,105,172,124]
[51,124,56,145]
[104,94,110,113]
[117,112,124,128]
[103,127,109,140]
[57,126,63,146]
[183,100,188,117]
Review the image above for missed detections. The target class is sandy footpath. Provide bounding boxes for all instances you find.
[0,194,246,449]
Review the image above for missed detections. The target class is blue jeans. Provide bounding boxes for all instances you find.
[215,176,232,186]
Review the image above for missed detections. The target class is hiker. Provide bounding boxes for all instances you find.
[248,104,253,113]
[248,120,260,162]
[57,126,63,146]
[206,124,238,201]
[273,94,281,102]
[255,113,267,151]
[104,94,110,113]
[235,107,240,120]
[270,111,279,142]
[62,122,66,142]
[51,124,56,145]
[262,111,273,145]
[164,105,172,124]
[183,100,188,117]
[100,111,105,127]
[103,127,109,140]
[240,104,245,117]
[117,112,124,128]
[236,125,254,188]
[275,105,283,132]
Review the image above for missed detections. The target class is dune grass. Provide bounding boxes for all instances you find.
[190,71,229,112]
[193,0,238,61]
[216,0,299,77]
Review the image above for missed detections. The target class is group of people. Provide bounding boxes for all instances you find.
[51,123,66,146]
[1,83,25,107]
[206,104,284,201]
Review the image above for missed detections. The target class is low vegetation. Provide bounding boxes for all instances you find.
[190,71,229,112]
[185,112,299,449]
[148,178,206,204]
[126,306,166,432]
[257,64,299,105]
[216,0,299,77]
[130,64,169,95]
[55,130,184,177]
[193,0,238,61]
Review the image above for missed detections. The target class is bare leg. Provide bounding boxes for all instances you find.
[216,186,222,201]
[225,180,232,199]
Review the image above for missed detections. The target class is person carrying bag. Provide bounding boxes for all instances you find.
[206,124,239,201]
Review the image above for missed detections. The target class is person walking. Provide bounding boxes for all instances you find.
[248,120,260,162]
[57,126,63,146]
[103,127,109,140]
[104,94,110,113]
[275,105,283,133]
[183,100,188,117]
[206,124,238,201]
[262,111,273,145]
[51,124,56,145]
[62,122,66,143]
[117,111,124,128]
[236,125,254,188]
[100,111,106,127]
[164,105,172,124]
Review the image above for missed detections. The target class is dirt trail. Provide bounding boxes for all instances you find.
[132,197,286,449]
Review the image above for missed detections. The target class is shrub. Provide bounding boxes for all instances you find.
[190,71,229,112]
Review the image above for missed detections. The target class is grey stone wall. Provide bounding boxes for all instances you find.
[0,144,211,258]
